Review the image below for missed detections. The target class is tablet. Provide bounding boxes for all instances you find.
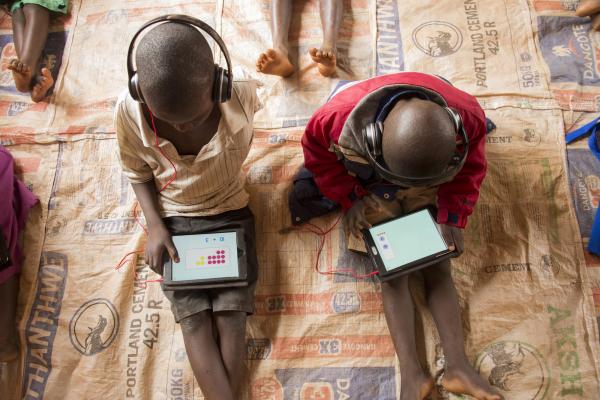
[363,208,458,281]
[162,230,248,290]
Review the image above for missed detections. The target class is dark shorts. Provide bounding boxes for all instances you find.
[162,207,258,323]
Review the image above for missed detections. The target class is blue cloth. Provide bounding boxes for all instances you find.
[566,115,600,255]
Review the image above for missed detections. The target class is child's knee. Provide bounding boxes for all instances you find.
[381,274,409,292]
[179,310,211,334]
[215,311,246,332]
[426,259,452,275]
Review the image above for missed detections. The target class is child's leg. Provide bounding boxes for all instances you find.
[7,4,50,93]
[0,275,19,362]
[381,275,434,400]
[422,261,503,400]
[179,311,235,400]
[256,0,294,77]
[214,311,247,396]
[7,7,29,92]
[11,7,26,55]
[309,0,342,77]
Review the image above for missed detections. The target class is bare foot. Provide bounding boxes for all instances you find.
[7,58,32,92]
[576,0,600,17]
[401,371,434,400]
[255,49,294,77]
[31,68,54,103]
[309,47,337,77]
[442,366,504,400]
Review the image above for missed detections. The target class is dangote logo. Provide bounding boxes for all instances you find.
[300,382,334,400]
[552,24,600,80]
[583,174,600,209]
[476,341,550,399]
[412,21,463,57]
[539,16,600,85]
[69,298,119,356]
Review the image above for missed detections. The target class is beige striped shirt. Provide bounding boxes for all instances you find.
[114,80,260,217]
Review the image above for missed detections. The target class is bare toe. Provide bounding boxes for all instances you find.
[31,68,54,102]
[7,59,17,71]
[9,59,33,92]
[256,49,294,77]
[310,46,337,77]
[266,48,277,59]
[442,367,504,400]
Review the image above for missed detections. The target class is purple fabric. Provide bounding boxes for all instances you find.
[0,146,38,284]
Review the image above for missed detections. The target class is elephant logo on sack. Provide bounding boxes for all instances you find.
[541,254,560,276]
[412,21,463,57]
[69,298,119,356]
[476,341,550,399]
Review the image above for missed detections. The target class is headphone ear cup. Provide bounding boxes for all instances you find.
[372,121,383,157]
[446,107,462,132]
[220,68,230,102]
[213,65,230,103]
[129,73,144,103]
[365,123,383,158]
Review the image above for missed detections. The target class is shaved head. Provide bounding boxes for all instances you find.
[136,21,215,123]
[381,98,457,178]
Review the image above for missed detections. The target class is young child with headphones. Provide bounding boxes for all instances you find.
[0,0,68,102]
[295,72,503,400]
[114,15,260,400]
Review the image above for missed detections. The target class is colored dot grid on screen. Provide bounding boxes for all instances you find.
[195,249,227,267]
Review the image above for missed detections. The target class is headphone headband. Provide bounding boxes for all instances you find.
[363,88,469,187]
[127,14,233,103]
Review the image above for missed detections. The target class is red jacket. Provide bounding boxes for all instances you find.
[301,72,487,228]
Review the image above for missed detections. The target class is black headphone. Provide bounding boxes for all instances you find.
[127,14,233,104]
[363,88,469,187]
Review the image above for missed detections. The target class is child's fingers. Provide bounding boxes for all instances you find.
[354,218,370,237]
[348,218,358,237]
[151,248,165,275]
[166,240,180,264]
[363,195,381,210]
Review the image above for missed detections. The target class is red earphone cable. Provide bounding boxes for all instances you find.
[115,109,177,284]
[290,215,379,280]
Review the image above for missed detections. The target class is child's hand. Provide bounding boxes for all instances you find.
[146,224,180,275]
[440,224,464,255]
[345,194,382,238]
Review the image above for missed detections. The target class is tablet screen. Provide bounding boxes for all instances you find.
[367,209,448,271]
[171,232,239,281]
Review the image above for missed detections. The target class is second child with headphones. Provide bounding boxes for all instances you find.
[291,72,503,400]
[114,15,261,400]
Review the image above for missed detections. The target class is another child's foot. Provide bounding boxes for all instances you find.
[31,68,54,103]
[309,47,337,77]
[256,49,294,77]
[576,0,600,17]
[441,365,504,400]
[7,58,33,92]
[400,371,434,400]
